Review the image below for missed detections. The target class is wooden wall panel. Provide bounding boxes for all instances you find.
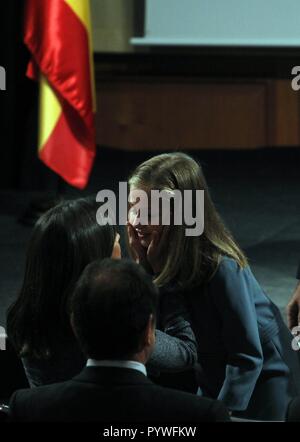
[95,78,300,151]
[266,80,300,147]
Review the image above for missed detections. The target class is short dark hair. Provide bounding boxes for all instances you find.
[71,259,158,360]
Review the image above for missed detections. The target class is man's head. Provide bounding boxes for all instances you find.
[71,258,158,363]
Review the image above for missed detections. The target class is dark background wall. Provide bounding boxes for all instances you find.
[0,1,58,192]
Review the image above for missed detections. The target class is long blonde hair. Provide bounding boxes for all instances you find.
[128,152,247,288]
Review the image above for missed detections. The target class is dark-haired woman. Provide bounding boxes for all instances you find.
[7,198,197,388]
[127,152,300,420]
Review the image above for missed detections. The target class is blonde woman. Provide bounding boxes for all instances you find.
[127,152,300,421]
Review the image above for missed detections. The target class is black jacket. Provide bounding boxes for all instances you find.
[9,366,229,422]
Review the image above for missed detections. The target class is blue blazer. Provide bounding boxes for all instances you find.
[182,257,300,420]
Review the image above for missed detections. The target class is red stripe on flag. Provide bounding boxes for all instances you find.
[39,103,95,189]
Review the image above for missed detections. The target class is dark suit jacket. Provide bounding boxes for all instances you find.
[9,366,229,422]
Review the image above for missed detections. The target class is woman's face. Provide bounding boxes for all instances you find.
[128,186,163,248]
[111,233,121,259]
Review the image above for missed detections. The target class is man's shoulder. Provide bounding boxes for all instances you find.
[146,385,230,421]
[10,378,74,404]
[9,371,229,422]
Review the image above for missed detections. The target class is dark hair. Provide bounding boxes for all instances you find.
[71,258,158,360]
[7,198,117,359]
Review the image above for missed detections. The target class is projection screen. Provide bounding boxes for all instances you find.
[131,0,300,47]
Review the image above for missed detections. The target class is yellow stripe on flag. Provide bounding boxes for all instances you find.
[64,0,96,111]
[38,75,62,152]
[64,0,90,29]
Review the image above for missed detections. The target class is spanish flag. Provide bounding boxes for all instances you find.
[24,0,96,189]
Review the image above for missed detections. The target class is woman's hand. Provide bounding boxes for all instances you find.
[127,223,169,275]
[147,227,170,275]
[126,222,147,266]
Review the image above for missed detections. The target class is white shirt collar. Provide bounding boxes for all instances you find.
[86,359,147,376]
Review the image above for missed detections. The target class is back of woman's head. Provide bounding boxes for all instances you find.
[7,197,116,359]
[129,152,246,288]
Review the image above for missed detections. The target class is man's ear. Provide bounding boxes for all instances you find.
[144,314,156,347]
[70,312,77,339]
